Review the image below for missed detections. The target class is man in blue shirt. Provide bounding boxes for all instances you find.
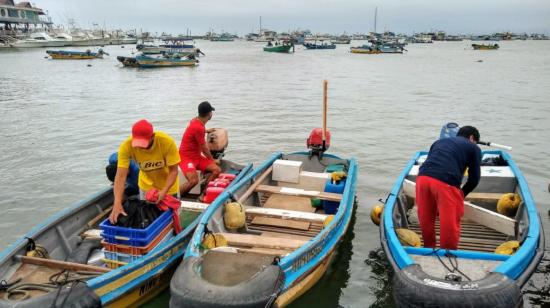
[416,126,482,250]
[106,152,139,196]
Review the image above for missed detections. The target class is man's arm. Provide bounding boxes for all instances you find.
[461,148,482,197]
[201,143,214,160]
[109,167,129,224]
[157,164,179,203]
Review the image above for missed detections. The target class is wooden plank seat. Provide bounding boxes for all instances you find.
[255,185,342,202]
[221,233,308,251]
[245,206,328,223]
[250,216,310,231]
[407,220,508,252]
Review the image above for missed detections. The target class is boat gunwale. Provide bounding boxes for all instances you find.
[382,149,543,281]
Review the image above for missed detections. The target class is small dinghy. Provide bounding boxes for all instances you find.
[472,43,499,50]
[135,53,198,68]
[380,123,545,308]
[0,129,252,307]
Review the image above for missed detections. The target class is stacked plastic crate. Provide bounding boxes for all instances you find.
[99,210,174,269]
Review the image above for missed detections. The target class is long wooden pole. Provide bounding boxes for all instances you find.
[322,80,328,149]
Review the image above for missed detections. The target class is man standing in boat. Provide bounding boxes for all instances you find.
[109,119,181,224]
[416,126,482,250]
[178,101,221,196]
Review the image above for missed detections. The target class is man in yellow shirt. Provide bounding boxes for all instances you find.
[109,119,180,224]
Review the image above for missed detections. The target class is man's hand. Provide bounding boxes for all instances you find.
[109,203,127,224]
[156,189,167,204]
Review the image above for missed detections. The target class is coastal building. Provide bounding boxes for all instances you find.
[0,0,52,31]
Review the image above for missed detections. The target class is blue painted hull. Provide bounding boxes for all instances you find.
[381,150,544,307]
[175,151,358,307]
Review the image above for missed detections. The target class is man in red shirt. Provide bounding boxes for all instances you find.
[179,101,221,196]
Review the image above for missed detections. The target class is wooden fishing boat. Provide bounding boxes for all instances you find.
[135,54,198,68]
[350,46,380,54]
[46,49,108,60]
[472,43,499,50]
[170,151,358,307]
[303,42,336,50]
[116,56,139,67]
[263,42,294,53]
[0,160,252,307]
[380,136,544,307]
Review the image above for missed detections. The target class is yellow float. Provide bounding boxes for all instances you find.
[495,241,520,255]
[396,228,422,247]
[370,204,384,226]
[497,193,521,217]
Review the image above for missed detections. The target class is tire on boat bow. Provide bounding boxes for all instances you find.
[392,264,523,308]
[170,256,285,308]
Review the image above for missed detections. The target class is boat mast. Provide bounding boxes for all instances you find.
[259,16,262,35]
[374,7,378,33]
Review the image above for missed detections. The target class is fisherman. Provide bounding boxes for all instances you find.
[416,126,482,250]
[178,101,221,196]
[109,119,181,224]
[106,152,139,196]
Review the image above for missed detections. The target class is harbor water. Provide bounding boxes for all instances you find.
[1,40,549,307]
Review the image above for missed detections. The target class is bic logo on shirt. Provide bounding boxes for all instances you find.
[139,160,165,171]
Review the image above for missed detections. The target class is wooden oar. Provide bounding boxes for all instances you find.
[477,141,512,151]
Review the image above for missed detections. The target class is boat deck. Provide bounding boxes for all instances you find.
[408,215,509,252]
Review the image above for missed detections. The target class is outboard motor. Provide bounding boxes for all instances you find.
[208,128,228,159]
[307,128,330,158]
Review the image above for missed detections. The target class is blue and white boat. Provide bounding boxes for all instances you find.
[0,159,252,307]
[171,150,357,307]
[380,125,545,307]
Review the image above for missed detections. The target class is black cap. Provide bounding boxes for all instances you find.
[198,101,215,116]
[457,125,480,142]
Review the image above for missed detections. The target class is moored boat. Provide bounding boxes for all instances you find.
[10,32,67,48]
[0,156,252,307]
[263,41,294,53]
[135,54,198,68]
[303,42,336,49]
[380,125,545,308]
[350,44,380,54]
[46,49,108,59]
[171,141,358,307]
[116,55,139,67]
[472,43,499,50]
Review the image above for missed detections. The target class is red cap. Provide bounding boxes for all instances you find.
[131,119,153,148]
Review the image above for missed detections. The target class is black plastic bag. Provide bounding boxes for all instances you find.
[116,196,163,229]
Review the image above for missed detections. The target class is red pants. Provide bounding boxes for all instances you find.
[416,175,464,250]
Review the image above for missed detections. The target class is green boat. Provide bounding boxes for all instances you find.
[263,42,294,53]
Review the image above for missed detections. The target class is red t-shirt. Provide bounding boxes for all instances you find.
[179,118,206,160]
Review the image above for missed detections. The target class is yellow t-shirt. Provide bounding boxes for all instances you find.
[118,131,180,195]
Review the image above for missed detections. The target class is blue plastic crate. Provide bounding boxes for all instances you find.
[100,210,172,246]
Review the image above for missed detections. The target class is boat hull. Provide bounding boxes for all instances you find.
[263,45,293,52]
[350,47,380,54]
[47,50,103,59]
[380,150,544,308]
[172,152,358,307]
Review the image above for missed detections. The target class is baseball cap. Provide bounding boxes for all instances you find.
[131,119,154,148]
[198,101,215,115]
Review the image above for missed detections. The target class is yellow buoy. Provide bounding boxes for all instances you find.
[331,171,347,182]
[323,215,334,228]
[370,204,384,226]
[224,202,246,230]
[201,233,228,250]
[495,241,520,255]
[396,228,422,247]
[497,193,521,217]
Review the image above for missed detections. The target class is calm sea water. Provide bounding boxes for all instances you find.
[1,40,549,307]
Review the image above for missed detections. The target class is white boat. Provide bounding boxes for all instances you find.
[52,32,74,46]
[10,32,67,48]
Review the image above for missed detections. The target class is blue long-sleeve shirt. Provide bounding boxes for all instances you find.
[418,136,482,197]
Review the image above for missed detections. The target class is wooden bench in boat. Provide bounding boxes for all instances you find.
[255,185,342,202]
[222,233,308,251]
[403,179,516,236]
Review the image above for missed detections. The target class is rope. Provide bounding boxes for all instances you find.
[426,248,472,282]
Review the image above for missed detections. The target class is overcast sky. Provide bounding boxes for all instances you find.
[36,0,550,35]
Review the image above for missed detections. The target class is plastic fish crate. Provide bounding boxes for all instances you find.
[103,249,143,263]
[101,258,127,269]
[101,222,174,255]
[100,210,172,246]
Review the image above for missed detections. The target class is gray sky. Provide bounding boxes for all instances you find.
[37,0,550,35]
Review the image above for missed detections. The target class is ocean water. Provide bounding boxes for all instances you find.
[0,40,549,307]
